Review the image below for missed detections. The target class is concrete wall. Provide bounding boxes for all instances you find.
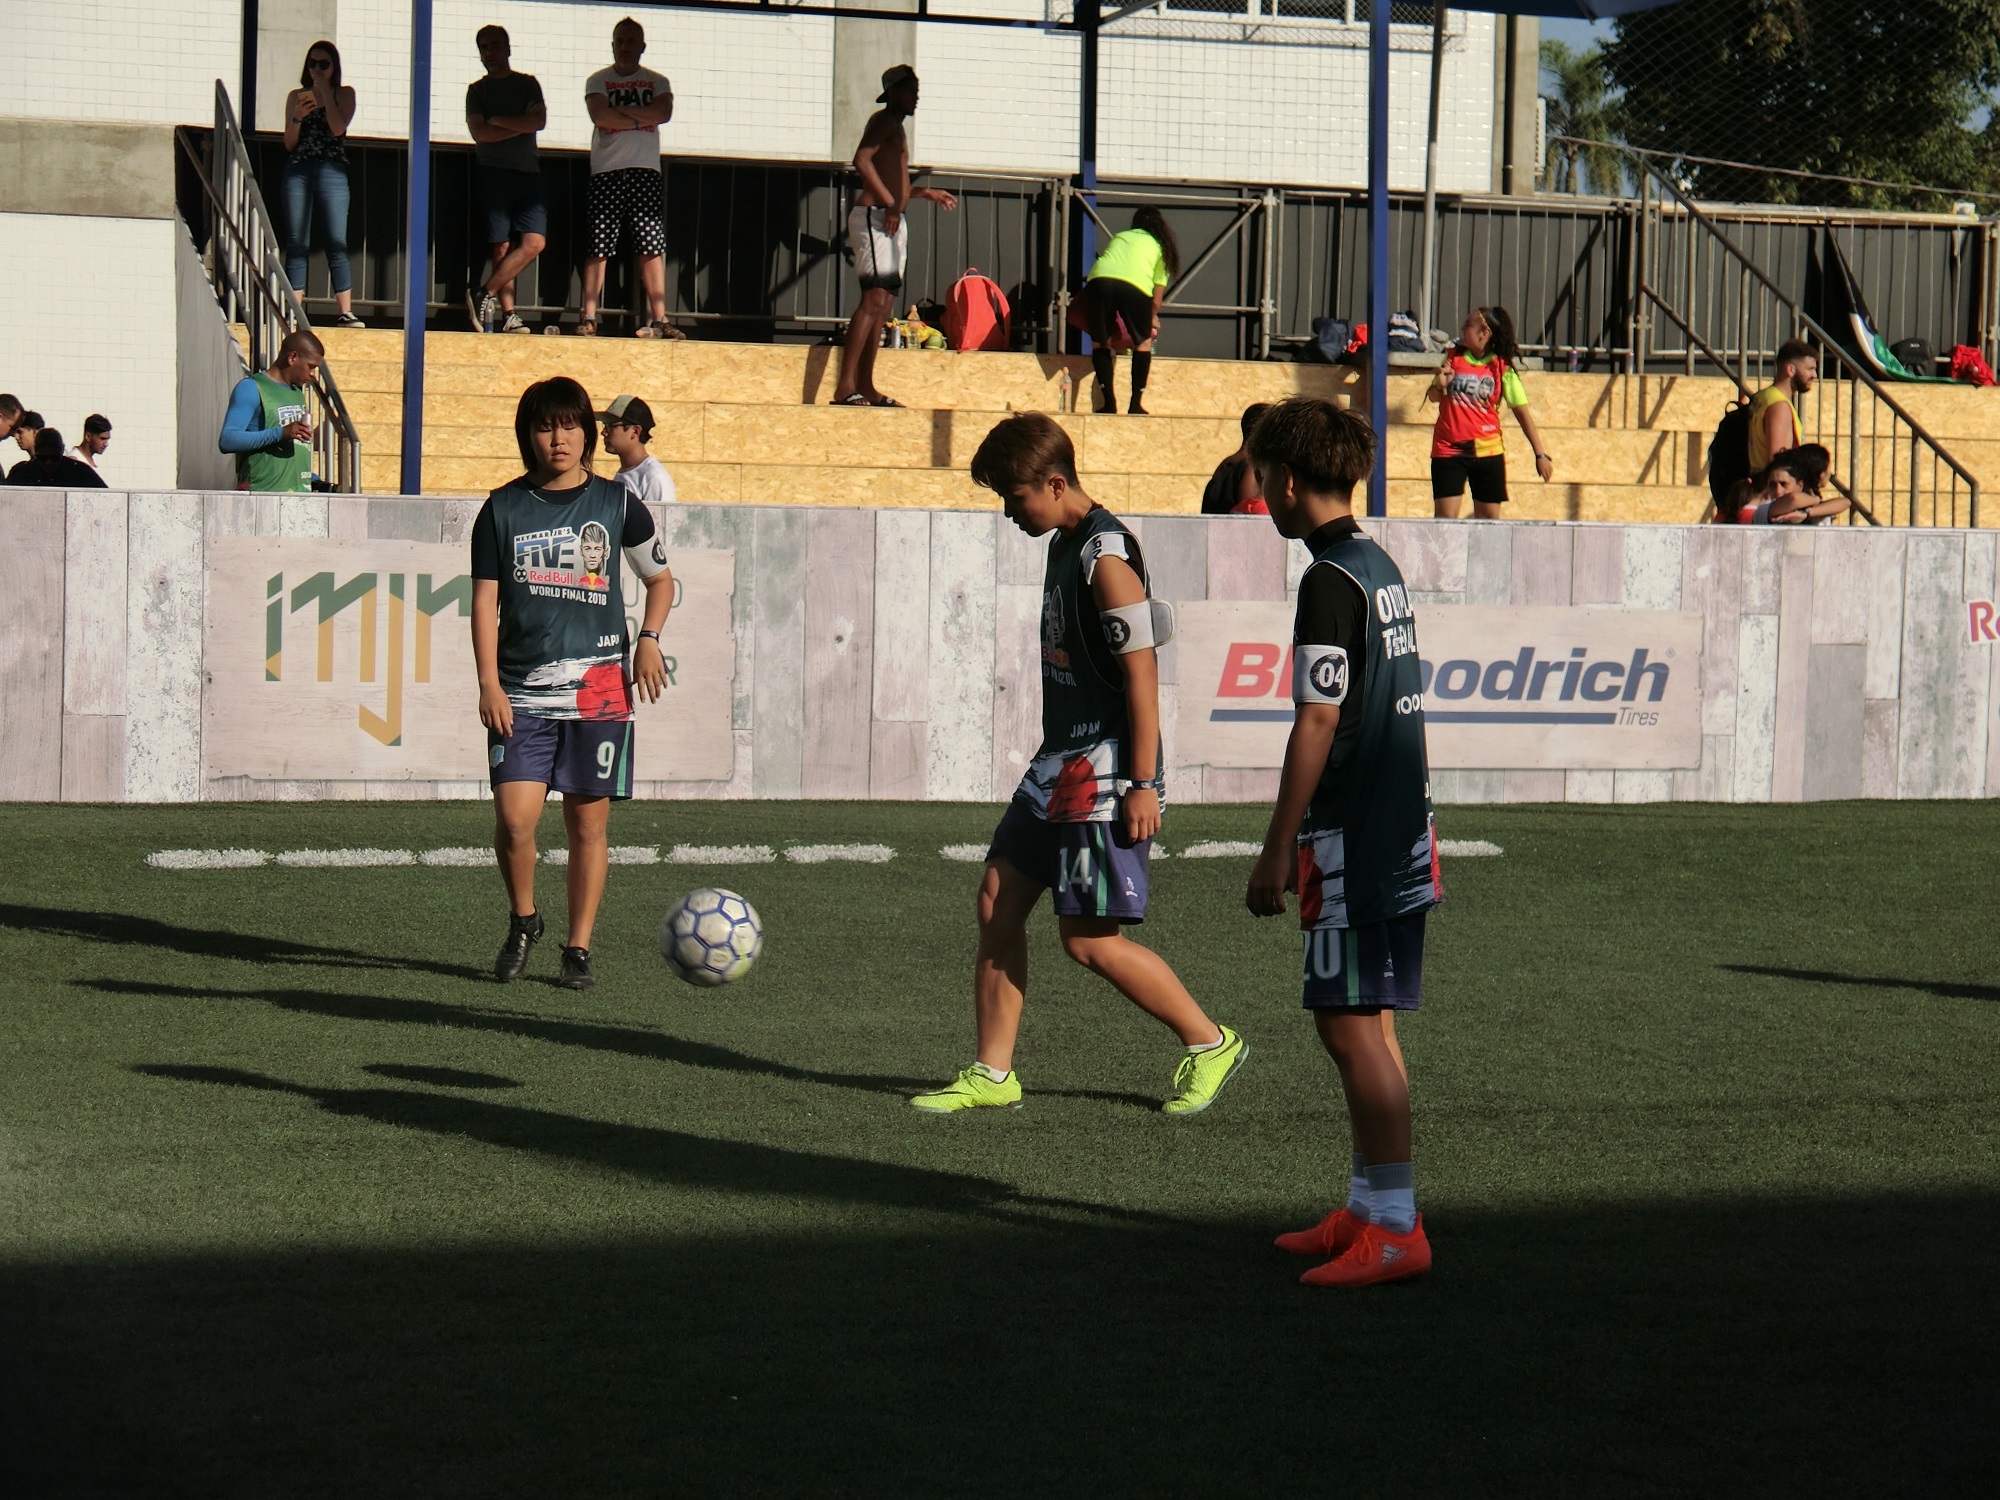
[0,213,180,491]
[1,0,1499,189]
[174,220,247,492]
[4,495,1995,805]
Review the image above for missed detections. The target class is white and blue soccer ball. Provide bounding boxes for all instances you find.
[660,887,762,987]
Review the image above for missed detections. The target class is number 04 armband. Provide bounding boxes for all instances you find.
[1099,598,1177,654]
[1294,644,1351,705]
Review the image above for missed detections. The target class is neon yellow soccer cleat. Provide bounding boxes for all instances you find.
[1162,1025,1248,1116]
[908,1064,1024,1113]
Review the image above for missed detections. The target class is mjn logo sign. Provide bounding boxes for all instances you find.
[264,571,472,746]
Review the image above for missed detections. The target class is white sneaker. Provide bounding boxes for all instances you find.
[501,312,530,334]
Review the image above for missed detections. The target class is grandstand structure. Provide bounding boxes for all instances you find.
[0,0,1995,523]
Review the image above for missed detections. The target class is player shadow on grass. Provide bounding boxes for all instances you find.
[0,903,485,981]
[128,1064,1172,1228]
[82,979,937,1098]
[1720,964,2000,1003]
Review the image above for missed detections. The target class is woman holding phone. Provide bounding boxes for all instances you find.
[281,41,363,328]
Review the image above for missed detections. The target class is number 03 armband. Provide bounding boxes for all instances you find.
[1099,598,1177,654]
[1294,644,1351,705]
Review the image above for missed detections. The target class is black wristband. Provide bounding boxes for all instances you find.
[638,629,660,642]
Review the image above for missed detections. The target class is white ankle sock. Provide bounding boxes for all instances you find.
[1345,1150,1371,1222]
[1186,1032,1226,1054]
[1364,1161,1417,1234]
[973,1062,1010,1083]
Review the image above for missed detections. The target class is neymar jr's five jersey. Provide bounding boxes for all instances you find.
[470,474,670,720]
[1430,351,1528,460]
[1293,518,1441,929]
[1015,506,1158,823]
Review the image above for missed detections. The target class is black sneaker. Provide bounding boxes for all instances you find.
[557,946,595,991]
[495,911,543,982]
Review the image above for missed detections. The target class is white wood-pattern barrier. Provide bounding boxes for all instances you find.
[1,488,1995,804]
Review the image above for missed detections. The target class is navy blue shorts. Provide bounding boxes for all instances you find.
[1302,911,1426,1011]
[478,165,548,246]
[489,715,633,799]
[987,798,1151,923]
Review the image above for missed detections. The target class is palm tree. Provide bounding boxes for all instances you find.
[1541,39,1625,197]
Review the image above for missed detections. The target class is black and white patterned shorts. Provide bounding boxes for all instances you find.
[588,167,666,259]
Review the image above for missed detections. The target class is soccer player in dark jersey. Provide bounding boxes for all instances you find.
[1244,397,1441,1287]
[471,377,675,990]
[910,414,1247,1115]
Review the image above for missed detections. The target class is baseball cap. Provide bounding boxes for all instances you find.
[877,64,917,102]
[596,394,655,428]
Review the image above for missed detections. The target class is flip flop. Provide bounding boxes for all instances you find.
[867,394,905,408]
[834,393,872,406]
[574,318,598,337]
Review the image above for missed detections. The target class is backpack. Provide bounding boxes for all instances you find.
[1889,337,1934,376]
[945,270,1011,352]
[1707,397,1755,516]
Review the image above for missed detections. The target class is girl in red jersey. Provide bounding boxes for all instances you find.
[1421,306,1554,519]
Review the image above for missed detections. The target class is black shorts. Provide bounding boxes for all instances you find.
[587,167,665,259]
[1084,277,1154,349]
[478,165,548,246]
[1301,911,1426,1011]
[1431,452,1510,506]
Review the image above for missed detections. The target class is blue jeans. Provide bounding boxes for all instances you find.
[281,159,352,295]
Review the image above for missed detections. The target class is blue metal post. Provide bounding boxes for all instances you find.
[1078,0,1100,356]
[399,0,433,497]
[1366,0,1390,518]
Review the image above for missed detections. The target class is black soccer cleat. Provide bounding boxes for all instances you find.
[557,946,595,991]
[495,910,544,982]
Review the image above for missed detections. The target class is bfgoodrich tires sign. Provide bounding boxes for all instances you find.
[1174,603,1704,771]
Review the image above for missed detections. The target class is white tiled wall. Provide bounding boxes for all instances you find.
[2,0,1496,188]
[338,0,834,160]
[0,2,238,126]
[0,214,179,490]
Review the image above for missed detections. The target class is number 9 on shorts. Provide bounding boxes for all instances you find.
[487,715,635,800]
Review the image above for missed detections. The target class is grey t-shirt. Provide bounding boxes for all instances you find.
[466,72,544,174]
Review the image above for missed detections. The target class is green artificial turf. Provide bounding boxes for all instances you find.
[1,798,1996,1497]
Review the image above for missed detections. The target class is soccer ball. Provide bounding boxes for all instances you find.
[660,887,762,987]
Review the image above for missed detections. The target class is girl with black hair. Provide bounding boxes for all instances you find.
[1079,207,1181,415]
[1421,305,1553,518]
[470,377,676,990]
[281,40,363,327]
[1738,443,1848,524]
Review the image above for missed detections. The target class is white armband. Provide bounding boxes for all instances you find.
[1294,644,1350,705]
[1102,599,1176,655]
[625,534,672,580]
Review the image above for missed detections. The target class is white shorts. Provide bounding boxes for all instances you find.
[848,204,908,293]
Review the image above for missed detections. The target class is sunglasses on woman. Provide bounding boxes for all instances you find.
[309,57,333,69]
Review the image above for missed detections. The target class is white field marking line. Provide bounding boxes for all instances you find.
[667,844,777,865]
[940,844,987,863]
[419,846,491,867]
[540,846,660,866]
[1439,839,1503,857]
[274,848,416,868]
[146,848,270,870]
[784,843,895,864]
[1177,840,1261,859]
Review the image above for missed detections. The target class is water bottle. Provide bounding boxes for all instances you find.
[1567,348,1581,373]
[1058,367,1075,413]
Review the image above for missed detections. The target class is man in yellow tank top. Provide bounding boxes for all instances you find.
[1747,338,1815,473]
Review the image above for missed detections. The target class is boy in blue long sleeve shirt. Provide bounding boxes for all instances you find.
[220,330,323,492]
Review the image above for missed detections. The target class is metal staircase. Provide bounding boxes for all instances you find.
[1623,152,1977,528]
[175,81,361,493]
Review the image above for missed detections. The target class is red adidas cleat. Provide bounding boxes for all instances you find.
[1299,1216,1432,1288]
[1274,1206,1366,1259]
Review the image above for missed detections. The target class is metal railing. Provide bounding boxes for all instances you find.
[177,81,360,492]
[1625,152,1978,529]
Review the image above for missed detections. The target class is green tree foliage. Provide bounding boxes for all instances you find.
[1603,0,2000,208]
[1539,39,1626,197]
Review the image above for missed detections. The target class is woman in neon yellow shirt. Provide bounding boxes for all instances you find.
[1080,208,1180,415]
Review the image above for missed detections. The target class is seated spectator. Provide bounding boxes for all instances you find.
[0,394,22,444]
[1201,402,1272,515]
[8,429,106,487]
[1739,443,1847,524]
[220,329,324,493]
[11,410,45,458]
[75,413,112,469]
[597,394,676,506]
